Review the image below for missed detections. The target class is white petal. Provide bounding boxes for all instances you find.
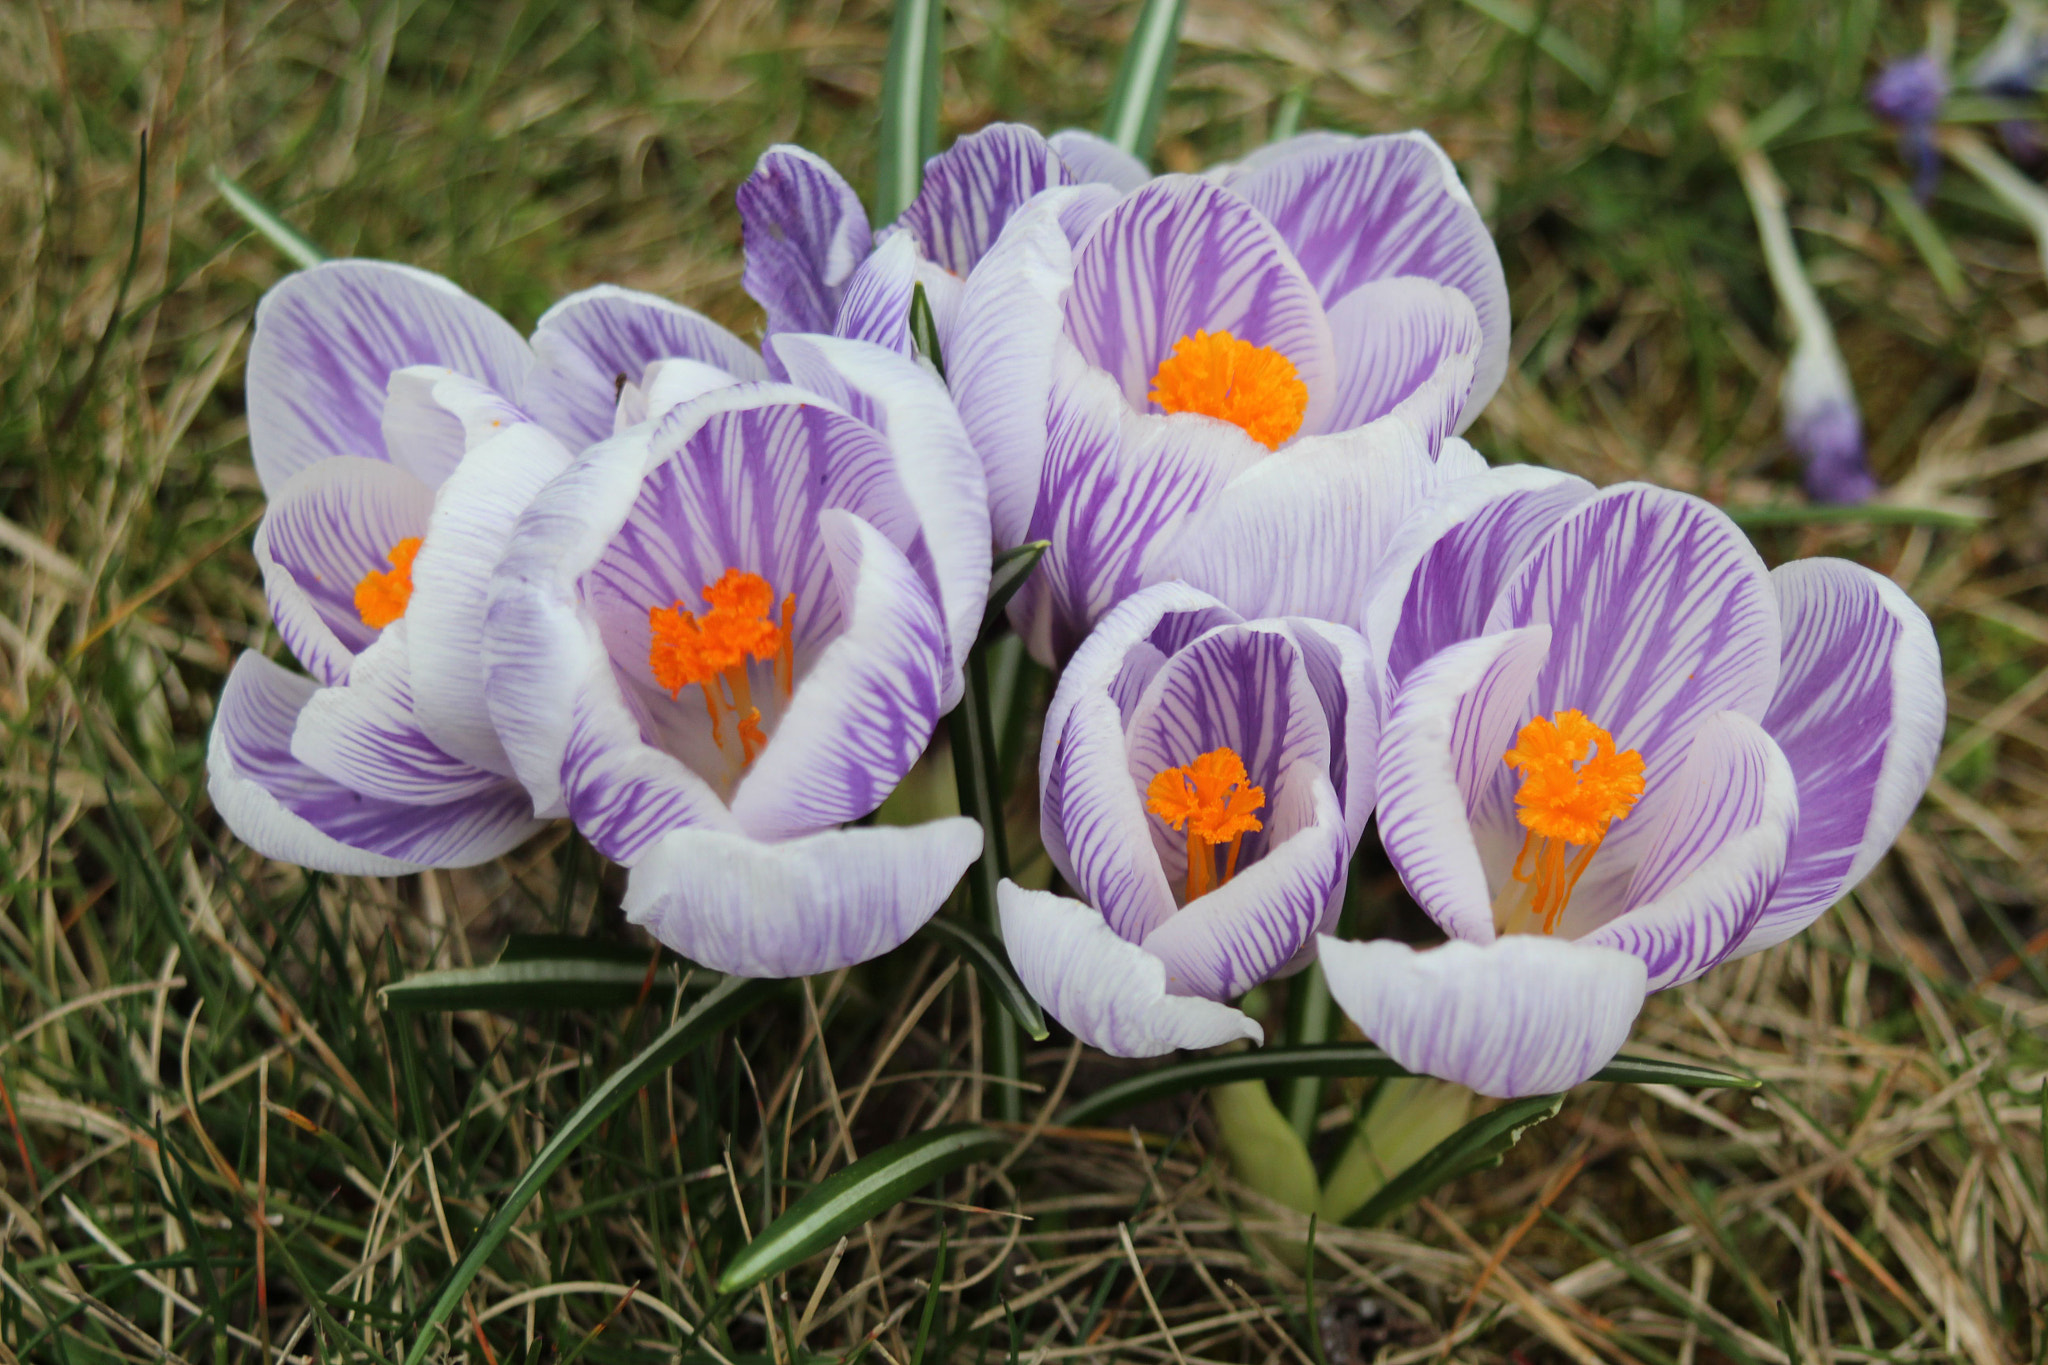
[291,622,504,803]
[1048,129,1152,192]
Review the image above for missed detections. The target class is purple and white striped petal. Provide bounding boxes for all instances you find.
[1319,935,1647,1098]
[999,880,1263,1057]
[524,285,765,448]
[1142,768,1350,999]
[729,511,949,840]
[1286,617,1381,851]
[832,233,919,356]
[209,653,542,874]
[1375,626,1552,944]
[1364,465,1596,688]
[1732,559,1944,957]
[625,817,983,977]
[1048,129,1151,192]
[1138,415,1440,632]
[1022,343,1265,663]
[895,123,1072,275]
[253,456,437,685]
[1316,276,1481,439]
[1062,176,1337,431]
[1583,711,1797,989]
[1222,132,1510,426]
[245,260,531,494]
[739,146,873,341]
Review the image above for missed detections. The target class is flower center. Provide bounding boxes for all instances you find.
[1145,746,1266,902]
[1492,710,1646,936]
[649,568,795,772]
[1147,329,1308,451]
[354,537,423,630]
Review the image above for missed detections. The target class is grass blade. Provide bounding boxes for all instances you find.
[874,0,946,224]
[981,541,1048,643]
[1100,0,1186,160]
[910,280,946,378]
[1591,1054,1758,1089]
[401,975,777,1365]
[716,1125,1007,1294]
[379,957,674,1013]
[919,916,1048,1040]
[1352,1093,1564,1225]
[210,167,326,269]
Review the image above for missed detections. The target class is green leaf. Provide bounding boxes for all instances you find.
[1210,1079,1318,1215]
[716,1125,1007,1294]
[379,957,671,1013]
[1100,0,1186,160]
[210,168,326,269]
[401,975,777,1365]
[910,281,946,379]
[918,915,1048,1040]
[874,0,946,224]
[981,541,1048,642]
[1056,1044,1756,1127]
[1352,1092,1564,1225]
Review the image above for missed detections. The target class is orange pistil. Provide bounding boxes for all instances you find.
[1493,710,1646,935]
[354,538,423,629]
[1147,329,1308,451]
[647,568,797,771]
[1145,747,1266,902]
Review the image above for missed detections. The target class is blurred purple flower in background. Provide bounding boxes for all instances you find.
[1868,53,1950,202]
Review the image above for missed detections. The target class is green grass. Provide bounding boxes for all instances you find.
[4,0,2048,1360]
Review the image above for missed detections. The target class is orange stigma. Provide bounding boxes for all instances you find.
[649,568,796,772]
[354,537,423,629]
[1145,747,1266,902]
[1494,710,1646,935]
[1147,329,1308,451]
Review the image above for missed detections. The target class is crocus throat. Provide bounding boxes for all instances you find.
[1492,710,1646,936]
[648,568,795,772]
[1147,329,1307,451]
[355,538,423,630]
[1145,747,1266,902]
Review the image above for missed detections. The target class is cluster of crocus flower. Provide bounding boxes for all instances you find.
[210,118,1942,1099]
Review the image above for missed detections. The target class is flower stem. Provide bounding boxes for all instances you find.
[947,639,1022,1121]
[1280,960,1335,1144]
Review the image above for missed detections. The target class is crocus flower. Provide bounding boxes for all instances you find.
[999,581,1378,1056]
[210,260,767,872]
[483,333,991,977]
[1317,478,1943,1096]
[944,130,1507,664]
[1869,53,1950,202]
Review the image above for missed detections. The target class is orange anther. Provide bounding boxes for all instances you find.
[1147,329,1308,451]
[1495,710,1646,934]
[354,538,423,629]
[648,568,797,775]
[1147,747,1266,902]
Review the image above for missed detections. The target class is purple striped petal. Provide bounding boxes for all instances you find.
[245,260,531,494]
[1286,617,1380,850]
[999,880,1262,1057]
[1375,627,1551,943]
[1319,935,1647,1098]
[525,285,766,448]
[947,192,1076,549]
[625,818,982,977]
[1062,176,1336,430]
[896,123,1072,275]
[1364,466,1596,689]
[1022,343,1265,663]
[1317,276,1481,438]
[1142,768,1350,999]
[739,146,872,341]
[729,511,949,839]
[1138,416,1441,632]
[832,233,919,356]
[1222,132,1510,426]
[208,652,541,874]
[253,456,437,685]
[1583,711,1796,988]
[1733,559,1944,957]
[1049,129,1151,192]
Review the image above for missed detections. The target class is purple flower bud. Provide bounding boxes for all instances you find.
[1787,396,1878,504]
[1869,53,1950,126]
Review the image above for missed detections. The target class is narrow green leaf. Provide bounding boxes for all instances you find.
[909,1224,948,1365]
[918,915,1048,1040]
[380,957,671,1013]
[909,281,946,379]
[210,168,326,269]
[1352,1092,1563,1225]
[981,541,1048,642]
[716,1125,1007,1294]
[1057,1044,1756,1127]
[401,975,776,1365]
[874,0,946,224]
[1101,0,1186,160]
[1872,171,1968,307]
[1280,961,1335,1145]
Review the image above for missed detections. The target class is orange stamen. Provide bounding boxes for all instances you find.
[1494,710,1646,935]
[1145,747,1266,903]
[354,537,423,630]
[647,568,796,773]
[1147,329,1308,451]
